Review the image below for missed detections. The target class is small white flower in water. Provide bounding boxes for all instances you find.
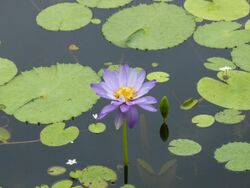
[66,159,77,165]
[219,66,232,71]
[92,113,98,119]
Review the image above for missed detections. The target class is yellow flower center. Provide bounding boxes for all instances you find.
[114,87,136,102]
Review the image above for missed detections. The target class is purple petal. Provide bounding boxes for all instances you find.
[103,69,119,91]
[119,64,128,87]
[137,104,157,112]
[136,80,157,98]
[115,110,125,130]
[126,106,139,128]
[91,83,113,100]
[120,104,130,113]
[127,68,137,87]
[134,70,146,90]
[97,102,122,119]
[130,96,157,105]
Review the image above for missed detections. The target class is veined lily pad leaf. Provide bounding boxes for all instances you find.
[51,180,73,188]
[0,127,11,143]
[40,122,79,147]
[102,3,196,50]
[47,166,67,176]
[215,109,245,124]
[193,21,250,48]
[197,70,250,110]
[184,0,249,21]
[77,0,133,9]
[0,57,17,85]
[192,114,215,128]
[245,19,250,30]
[214,142,250,172]
[88,123,106,134]
[146,71,170,83]
[36,3,92,31]
[70,165,117,188]
[204,57,236,71]
[231,44,250,72]
[168,139,202,156]
[0,63,100,124]
[180,98,199,110]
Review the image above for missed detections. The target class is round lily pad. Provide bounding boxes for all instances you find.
[77,0,133,9]
[102,3,196,50]
[197,70,250,110]
[215,109,245,124]
[40,122,79,147]
[214,142,250,172]
[0,63,100,124]
[204,57,236,71]
[91,18,101,25]
[168,139,202,156]
[146,71,170,83]
[48,166,67,176]
[0,57,17,85]
[151,62,159,68]
[0,127,11,143]
[231,44,250,72]
[88,123,106,134]
[180,98,199,110]
[36,3,92,31]
[192,114,215,128]
[70,165,117,188]
[51,180,73,188]
[193,21,250,49]
[184,0,249,21]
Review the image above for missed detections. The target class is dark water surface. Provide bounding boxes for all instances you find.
[0,0,250,187]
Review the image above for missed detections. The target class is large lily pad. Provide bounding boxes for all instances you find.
[231,44,250,72]
[193,21,250,48]
[168,139,202,156]
[0,57,17,85]
[197,70,250,110]
[102,3,196,50]
[214,142,250,172]
[36,3,92,31]
[184,0,249,21]
[40,122,79,147]
[77,0,133,9]
[70,165,117,188]
[204,57,236,71]
[215,109,245,124]
[0,63,100,124]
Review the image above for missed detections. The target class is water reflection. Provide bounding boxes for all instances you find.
[160,122,169,142]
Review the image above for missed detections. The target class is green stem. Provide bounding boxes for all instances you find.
[122,120,129,166]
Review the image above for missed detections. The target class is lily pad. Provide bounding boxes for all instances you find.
[88,123,106,134]
[180,98,199,110]
[0,63,100,124]
[70,165,117,188]
[197,70,250,110]
[102,3,196,50]
[245,19,250,30]
[146,71,170,83]
[77,0,133,9]
[193,21,250,49]
[40,122,79,147]
[204,57,236,71]
[184,0,249,21]
[91,18,101,25]
[0,127,11,143]
[0,57,17,85]
[231,44,250,72]
[214,142,250,171]
[168,139,202,156]
[36,3,92,31]
[215,109,245,124]
[51,180,73,188]
[47,166,67,176]
[121,184,135,188]
[151,62,159,67]
[192,114,215,128]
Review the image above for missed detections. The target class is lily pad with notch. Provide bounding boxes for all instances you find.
[215,109,245,125]
[204,57,236,71]
[192,114,215,128]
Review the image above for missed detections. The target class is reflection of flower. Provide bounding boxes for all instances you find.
[219,66,232,71]
[91,64,157,129]
[66,159,77,165]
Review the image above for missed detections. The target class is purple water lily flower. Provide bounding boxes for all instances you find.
[91,64,157,129]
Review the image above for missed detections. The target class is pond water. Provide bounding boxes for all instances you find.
[0,0,250,187]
